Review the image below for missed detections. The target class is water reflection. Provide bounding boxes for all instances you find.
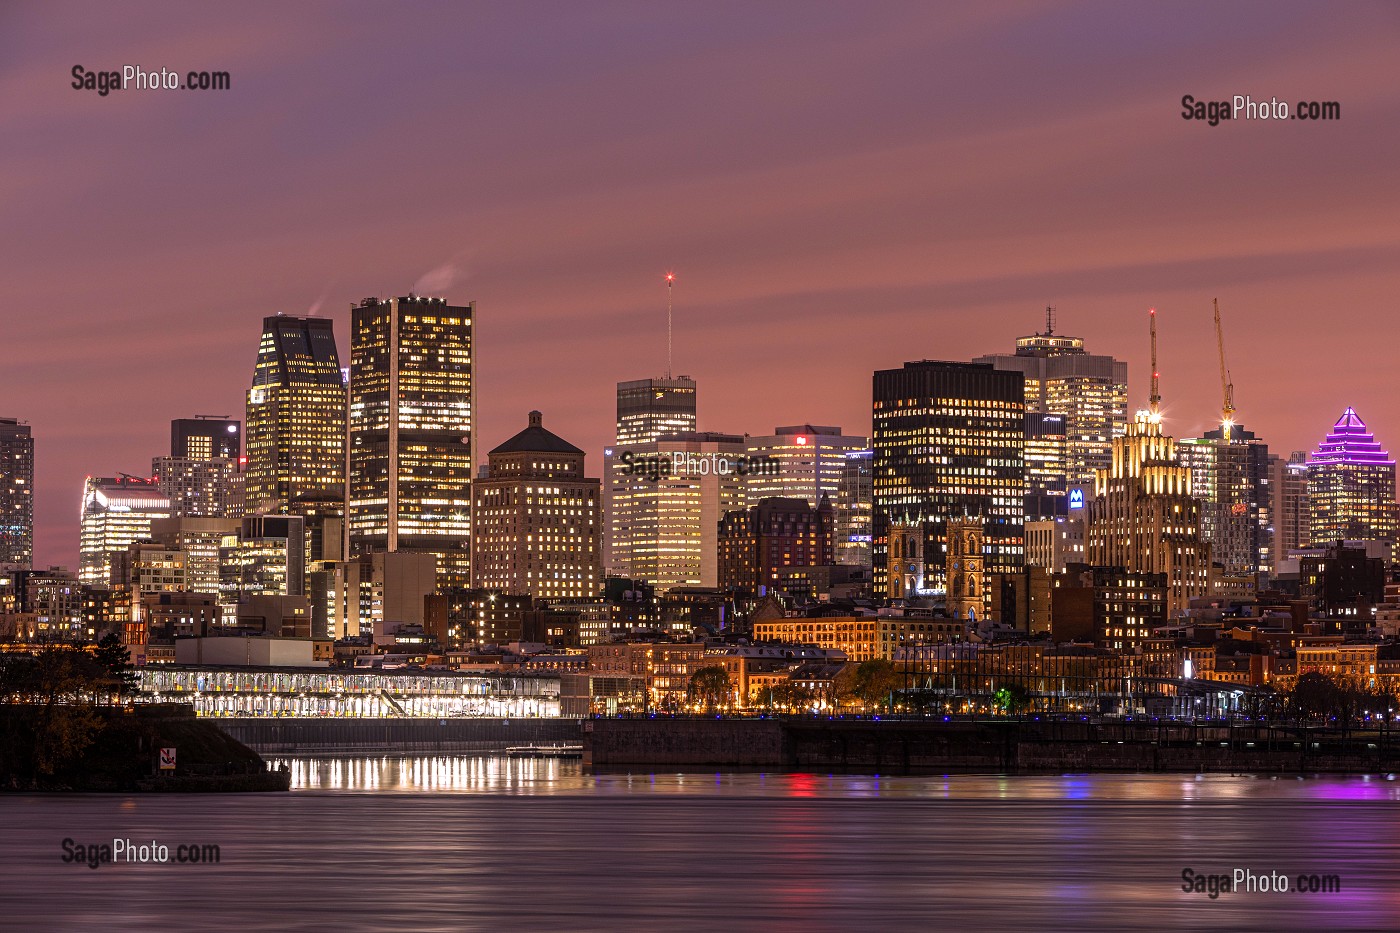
[7,764,1400,931]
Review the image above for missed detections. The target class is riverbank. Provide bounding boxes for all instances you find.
[584,717,1400,775]
[1,704,288,792]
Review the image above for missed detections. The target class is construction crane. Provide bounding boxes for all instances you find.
[1148,308,1161,420]
[1213,297,1235,442]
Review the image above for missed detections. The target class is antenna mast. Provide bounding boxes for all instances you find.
[1045,305,1055,336]
[1148,307,1161,419]
[1213,297,1235,442]
[665,272,674,379]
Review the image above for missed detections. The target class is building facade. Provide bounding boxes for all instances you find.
[1306,407,1397,546]
[1087,412,1209,616]
[717,497,834,597]
[973,315,1128,487]
[472,411,601,600]
[79,476,171,586]
[1269,451,1310,570]
[348,296,474,588]
[1179,424,1271,575]
[743,425,868,507]
[0,418,34,568]
[244,315,346,515]
[872,360,1026,598]
[605,432,746,590]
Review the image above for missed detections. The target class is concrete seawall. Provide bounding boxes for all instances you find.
[585,718,1400,775]
[216,717,584,755]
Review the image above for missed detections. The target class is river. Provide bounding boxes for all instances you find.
[4,757,1399,931]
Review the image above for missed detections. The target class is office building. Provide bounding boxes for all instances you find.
[605,431,746,590]
[1087,412,1209,616]
[614,376,697,446]
[834,449,873,567]
[973,313,1128,487]
[244,315,346,514]
[1269,451,1310,570]
[872,360,1026,598]
[605,375,698,574]
[170,417,240,460]
[1306,407,1397,546]
[79,476,171,586]
[0,418,34,568]
[150,516,241,596]
[743,425,869,507]
[348,295,474,589]
[218,515,306,620]
[1024,412,1069,522]
[1179,424,1272,575]
[472,411,601,600]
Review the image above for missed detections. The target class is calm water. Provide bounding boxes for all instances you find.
[4,758,1400,931]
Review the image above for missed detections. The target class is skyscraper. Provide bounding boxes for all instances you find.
[973,312,1128,487]
[743,425,869,506]
[604,375,699,577]
[1024,412,1069,522]
[348,295,474,589]
[1179,425,1271,575]
[614,377,697,446]
[171,417,240,460]
[834,449,873,567]
[154,416,243,519]
[0,418,34,568]
[472,411,601,599]
[1086,412,1209,618]
[1306,407,1397,546]
[606,432,747,590]
[1268,451,1310,569]
[79,476,171,586]
[872,360,1026,598]
[244,315,346,515]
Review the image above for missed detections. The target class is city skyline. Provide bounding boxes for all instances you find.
[5,3,1400,566]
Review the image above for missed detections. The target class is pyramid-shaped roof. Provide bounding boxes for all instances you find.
[1310,407,1393,466]
[490,411,583,455]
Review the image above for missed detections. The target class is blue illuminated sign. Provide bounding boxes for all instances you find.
[1068,489,1085,510]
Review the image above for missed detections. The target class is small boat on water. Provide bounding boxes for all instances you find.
[506,744,583,759]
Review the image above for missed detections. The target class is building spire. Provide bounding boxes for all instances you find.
[665,272,675,379]
[1148,307,1161,420]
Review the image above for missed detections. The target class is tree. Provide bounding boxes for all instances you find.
[93,632,137,703]
[1289,672,1344,722]
[754,681,813,713]
[688,665,733,713]
[843,659,901,712]
[992,683,1030,715]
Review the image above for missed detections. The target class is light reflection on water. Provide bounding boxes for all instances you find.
[6,759,1400,932]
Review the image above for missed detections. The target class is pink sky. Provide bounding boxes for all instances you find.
[3,1,1399,566]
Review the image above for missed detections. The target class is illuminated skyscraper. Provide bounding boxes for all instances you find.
[1087,413,1209,618]
[348,295,474,589]
[79,476,171,586]
[472,411,601,599]
[0,418,34,568]
[604,375,698,576]
[244,316,346,514]
[872,360,1026,599]
[744,425,869,506]
[606,432,746,590]
[1269,451,1310,569]
[1024,412,1069,522]
[834,449,873,567]
[614,377,697,446]
[1306,408,1397,546]
[1179,425,1271,575]
[154,417,243,519]
[974,311,1128,487]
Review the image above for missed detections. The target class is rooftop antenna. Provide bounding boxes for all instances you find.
[1148,307,1161,420]
[665,272,675,379]
[1213,297,1236,442]
[1045,305,1055,336]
